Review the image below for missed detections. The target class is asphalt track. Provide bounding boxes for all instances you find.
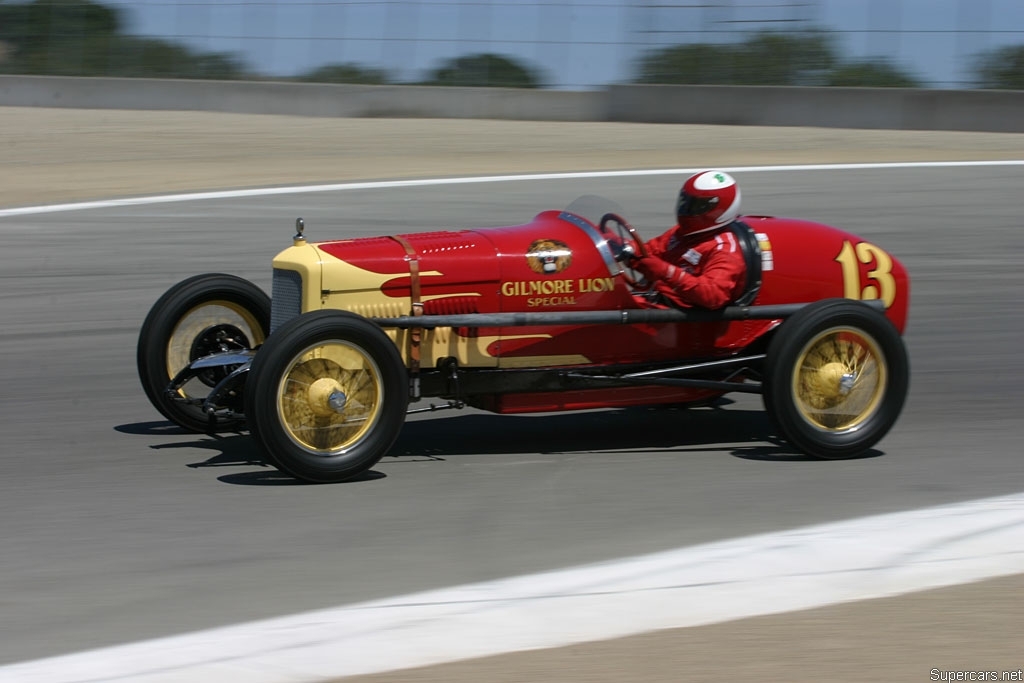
[1,110,1023,680]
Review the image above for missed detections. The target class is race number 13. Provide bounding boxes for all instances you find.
[835,240,896,308]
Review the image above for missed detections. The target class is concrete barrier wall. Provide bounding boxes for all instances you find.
[1,75,1022,132]
[607,85,1024,133]
[0,76,606,122]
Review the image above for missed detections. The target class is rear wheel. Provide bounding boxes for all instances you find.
[764,299,908,459]
[245,311,408,483]
[137,274,270,433]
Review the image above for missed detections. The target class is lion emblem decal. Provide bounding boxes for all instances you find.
[526,239,572,275]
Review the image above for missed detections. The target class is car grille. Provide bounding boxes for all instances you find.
[270,269,302,334]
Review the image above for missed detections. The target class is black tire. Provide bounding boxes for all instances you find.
[245,310,408,483]
[763,299,909,459]
[137,273,271,433]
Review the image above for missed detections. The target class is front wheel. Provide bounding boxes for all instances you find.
[245,311,409,483]
[763,299,909,459]
[137,273,271,433]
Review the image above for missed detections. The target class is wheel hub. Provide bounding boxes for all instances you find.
[809,361,851,407]
[307,377,348,418]
[839,371,856,395]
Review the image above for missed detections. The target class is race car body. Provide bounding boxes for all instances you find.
[138,195,910,483]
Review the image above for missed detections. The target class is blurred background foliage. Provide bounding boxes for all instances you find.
[0,0,246,78]
[973,45,1024,90]
[295,63,390,85]
[0,0,1021,89]
[419,53,542,88]
[636,31,839,86]
[635,33,932,88]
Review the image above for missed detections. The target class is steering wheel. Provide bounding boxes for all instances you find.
[598,213,648,288]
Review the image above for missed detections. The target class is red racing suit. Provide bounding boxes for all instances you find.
[635,223,747,310]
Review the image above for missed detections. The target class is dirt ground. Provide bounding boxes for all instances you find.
[5,107,1024,208]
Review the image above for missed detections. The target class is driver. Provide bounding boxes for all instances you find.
[633,170,747,310]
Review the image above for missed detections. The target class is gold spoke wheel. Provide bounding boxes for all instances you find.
[792,326,887,433]
[137,274,270,434]
[277,341,385,455]
[166,300,266,400]
[764,300,908,460]
[246,311,408,483]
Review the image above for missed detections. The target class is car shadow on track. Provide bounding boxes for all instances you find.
[388,405,815,462]
[389,404,880,462]
[114,420,196,437]
[115,421,387,486]
[116,405,881,486]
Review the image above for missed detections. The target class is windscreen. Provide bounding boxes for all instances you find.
[560,195,631,279]
[562,195,628,227]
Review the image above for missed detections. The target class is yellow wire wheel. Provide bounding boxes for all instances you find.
[276,341,385,455]
[246,310,409,483]
[790,326,887,433]
[165,299,266,401]
[764,299,909,459]
[137,274,271,433]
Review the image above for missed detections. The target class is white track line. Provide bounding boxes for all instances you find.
[2,160,1024,218]
[3,491,1024,682]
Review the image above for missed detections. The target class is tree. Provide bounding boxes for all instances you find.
[0,0,120,75]
[741,31,836,85]
[635,31,836,86]
[103,38,245,79]
[826,60,921,88]
[297,63,390,85]
[423,53,541,88]
[0,0,246,79]
[973,44,1024,90]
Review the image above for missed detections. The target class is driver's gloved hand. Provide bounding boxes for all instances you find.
[635,255,675,282]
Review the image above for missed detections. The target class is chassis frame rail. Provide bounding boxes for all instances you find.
[371,301,884,329]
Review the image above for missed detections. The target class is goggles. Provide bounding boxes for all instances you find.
[676,193,720,217]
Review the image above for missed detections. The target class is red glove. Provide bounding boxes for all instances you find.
[635,255,675,282]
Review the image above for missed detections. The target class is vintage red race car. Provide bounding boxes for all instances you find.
[137,195,910,483]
